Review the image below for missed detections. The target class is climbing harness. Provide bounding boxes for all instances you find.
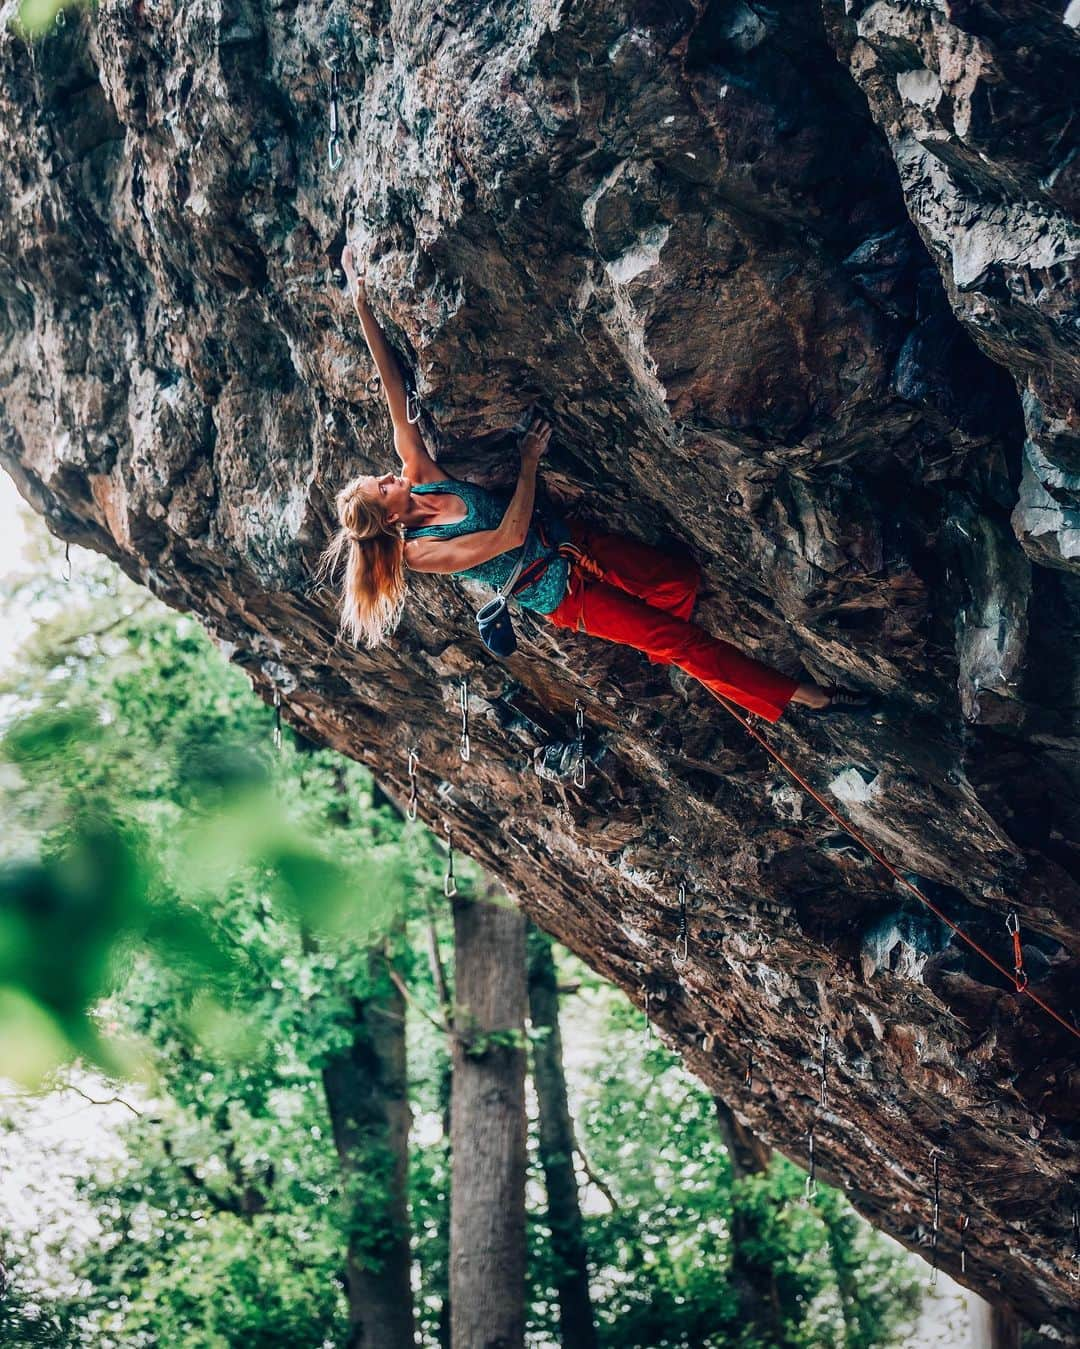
[443,822,457,898]
[573,701,587,788]
[929,1152,941,1288]
[272,688,282,752]
[959,1212,970,1277]
[406,747,419,822]
[1005,911,1028,992]
[672,882,689,967]
[804,1124,817,1204]
[61,541,71,583]
[703,687,1080,1044]
[819,1027,829,1110]
[326,66,343,171]
[458,678,471,762]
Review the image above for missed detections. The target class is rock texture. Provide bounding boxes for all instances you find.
[1,0,1078,1334]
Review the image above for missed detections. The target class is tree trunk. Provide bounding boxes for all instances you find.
[969,1299,1022,1349]
[320,945,417,1349]
[451,883,528,1349]
[526,925,598,1349]
[713,1097,788,1346]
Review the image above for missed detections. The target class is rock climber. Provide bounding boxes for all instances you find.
[319,245,868,723]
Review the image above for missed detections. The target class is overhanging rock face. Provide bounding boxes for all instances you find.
[1,0,1078,1333]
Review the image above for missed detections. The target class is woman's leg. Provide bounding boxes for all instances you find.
[568,523,699,620]
[547,576,799,723]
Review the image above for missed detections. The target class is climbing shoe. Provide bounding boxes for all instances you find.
[817,687,877,715]
[533,736,607,784]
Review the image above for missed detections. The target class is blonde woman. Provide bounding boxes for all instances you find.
[320,246,867,722]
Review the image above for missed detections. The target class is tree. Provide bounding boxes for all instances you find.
[450,882,528,1349]
[317,943,417,1349]
[527,924,598,1349]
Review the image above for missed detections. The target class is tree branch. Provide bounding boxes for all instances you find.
[572,1130,620,1212]
[63,1082,143,1117]
[386,965,457,1041]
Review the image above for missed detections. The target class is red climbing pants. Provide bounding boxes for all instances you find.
[546,524,800,723]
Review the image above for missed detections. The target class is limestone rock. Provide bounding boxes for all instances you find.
[1,0,1078,1333]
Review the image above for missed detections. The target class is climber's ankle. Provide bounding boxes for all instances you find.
[790,682,830,710]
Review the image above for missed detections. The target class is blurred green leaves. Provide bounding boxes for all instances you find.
[11,0,78,39]
[0,546,416,1085]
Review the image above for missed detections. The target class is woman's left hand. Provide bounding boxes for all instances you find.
[341,244,367,307]
[521,416,552,465]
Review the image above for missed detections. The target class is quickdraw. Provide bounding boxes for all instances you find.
[672,882,688,967]
[327,66,343,171]
[1071,1205,1080,1283]
[61,541,71,584]
[1005,911,1028,992]
[573,701,587,788]
[959,1212,970,1277]
[443,822,457,898]
[819,1027,829,1110]
[929,1152,941,1288]
[272,688,282,752]
[406,747,419,822]
[804,1125,817,1204]
[744,1046,753,1089]
[406,388,422,425]
[458,678,471,763]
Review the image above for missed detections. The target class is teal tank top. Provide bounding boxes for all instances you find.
[403,480,570,614]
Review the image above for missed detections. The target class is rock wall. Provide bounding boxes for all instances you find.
[1,0,1077,1334]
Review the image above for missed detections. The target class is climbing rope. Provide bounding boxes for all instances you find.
[406,747,419,822]
[703,688,1080,1044]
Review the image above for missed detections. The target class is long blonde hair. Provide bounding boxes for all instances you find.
[317,476,408,648]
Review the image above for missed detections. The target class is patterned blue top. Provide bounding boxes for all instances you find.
[404,480,570,614]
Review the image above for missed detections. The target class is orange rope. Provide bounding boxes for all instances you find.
[705,689,1080,1045]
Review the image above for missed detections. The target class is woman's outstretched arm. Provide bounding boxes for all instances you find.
[342,245,447,484]
[404,418,552,573]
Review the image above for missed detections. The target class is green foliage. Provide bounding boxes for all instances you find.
[557,983,922,1348]
[0,521,923,1347]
